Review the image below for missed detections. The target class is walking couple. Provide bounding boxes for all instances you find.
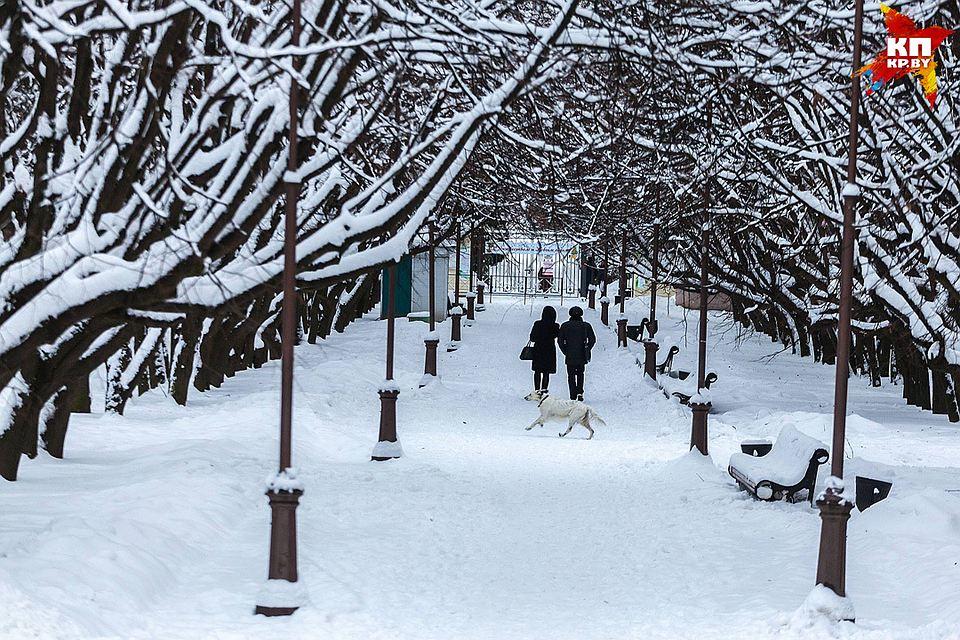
[527,306,597,400]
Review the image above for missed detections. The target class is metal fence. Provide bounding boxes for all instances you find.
[486,238,580,300]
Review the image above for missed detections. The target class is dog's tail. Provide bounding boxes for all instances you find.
[588,408,607,428]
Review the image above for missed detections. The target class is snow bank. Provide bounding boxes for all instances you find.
[371,439,404,458]
[790,584,856,628]
[255,578,309,609]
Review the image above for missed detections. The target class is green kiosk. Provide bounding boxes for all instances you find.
[381,250,449,323]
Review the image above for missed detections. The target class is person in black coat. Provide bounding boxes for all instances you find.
[528,306,560,392]
[558,306,596,400]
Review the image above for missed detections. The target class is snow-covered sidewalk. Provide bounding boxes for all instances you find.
[2,298,959,639]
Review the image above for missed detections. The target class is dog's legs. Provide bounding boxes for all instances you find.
[559,418,576,438]
[577,413,593,440]
[525,418,543,431]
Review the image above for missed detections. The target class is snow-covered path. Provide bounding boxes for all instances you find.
[2,298,959,639]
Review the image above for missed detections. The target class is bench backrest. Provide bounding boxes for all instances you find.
[660,345,679,366]
[730,425,828,488]
[762,426,829,485]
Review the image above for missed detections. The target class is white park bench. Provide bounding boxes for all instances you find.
[728,426,829,504]
[660,370,717,405]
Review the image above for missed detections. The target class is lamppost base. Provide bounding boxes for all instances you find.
[255,605,299,617]
[450,308,463,344]
[797,584,855,624]
[256,485,304,617]
[642,340,659,381]
[616,318,628,348]
[465,292,477,324]
[254,574,307,617]
[419,374,439,388]
[371,439,404,461]
[815,482,854,606]
[423,337,439,381]
[372,388,401,460]
[689,401,710,455]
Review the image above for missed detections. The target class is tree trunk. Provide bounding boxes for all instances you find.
[170,315,203,406]
[41,384,83,459]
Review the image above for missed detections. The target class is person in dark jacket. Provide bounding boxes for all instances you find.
[558,306,596,400]
[528,306,560,392]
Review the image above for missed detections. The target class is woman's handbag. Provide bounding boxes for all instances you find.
[519,341,535,361]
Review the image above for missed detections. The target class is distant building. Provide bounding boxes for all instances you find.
[674,289,733,311]
[381,250,450,322]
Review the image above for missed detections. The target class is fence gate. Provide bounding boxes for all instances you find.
[486,237,580,300]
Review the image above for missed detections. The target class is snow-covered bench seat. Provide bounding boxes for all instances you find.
[660,371,717,404]
[728,426,829,504]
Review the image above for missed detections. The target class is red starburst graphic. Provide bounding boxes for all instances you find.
[857,4,953,107]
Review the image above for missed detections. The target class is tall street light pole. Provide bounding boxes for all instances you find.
[616,229,628,347]
[642,220,661,380]
[255,0,303,616]
[449,222,463,350]
[648,218,660,339]
[422,226,439,385]
[373,264,402,461]
[690,101,713,456]
[814,0,864,610]
[600,242,610,326]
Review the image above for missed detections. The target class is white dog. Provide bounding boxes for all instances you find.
[523,391,607,439]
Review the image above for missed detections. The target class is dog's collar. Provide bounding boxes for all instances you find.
[537,394,548,407]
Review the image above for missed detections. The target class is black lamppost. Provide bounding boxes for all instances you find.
[422,226,439,386]
[255,0,303,616]
[813,0,865,613]
[689,103,714,456]
[648,215,661,338]
[616,229,629,347]
[373,264,402,461]
[449,223,463,350]
[689,209,710,455]
[600,242,610,325]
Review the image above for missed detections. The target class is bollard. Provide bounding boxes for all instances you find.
[642,340,659,380]
[689,401,710,455]
[600,296,610,325]
[372,386,402,461]
[476,282,486,311]
[255,485,304,616]
[465,291,477,325]
[421,335,439,387]
[448,306,463,351]
[815,483,854,613]
[616,316,628,348]
[588,284,597,309]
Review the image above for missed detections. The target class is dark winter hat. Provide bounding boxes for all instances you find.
[569,306,583,318]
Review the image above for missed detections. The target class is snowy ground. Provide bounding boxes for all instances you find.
[2,296,959,640]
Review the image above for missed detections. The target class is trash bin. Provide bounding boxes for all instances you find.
[855,476,893,511]
[740,440,773,457]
